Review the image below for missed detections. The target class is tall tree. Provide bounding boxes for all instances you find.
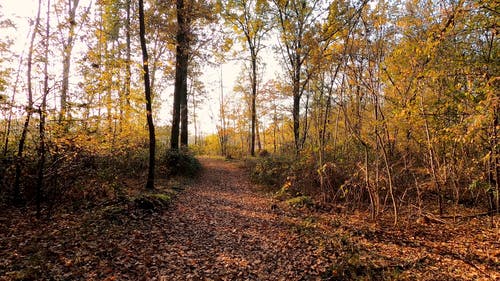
[171,0,215,149]
[139,0,156,189]
[36,0,51,218]
[13,0,42,203]
[57,0,80,125]
[271,0,319,153]
[218,65,228,156]
[123,0,132,126]
[221,0,271,156]
[171,0,190,150]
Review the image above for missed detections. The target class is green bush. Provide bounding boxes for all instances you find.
[248,155,292,188]
[163,149,201,177]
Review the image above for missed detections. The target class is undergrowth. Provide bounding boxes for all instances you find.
[0,140,202,218]
[163,149,202,177]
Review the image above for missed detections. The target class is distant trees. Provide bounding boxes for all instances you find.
[270,0,322,154]
[199,0,499,221]
[221,0,271,156]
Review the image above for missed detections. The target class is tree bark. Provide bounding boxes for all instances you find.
[292,52,302,154]
[123,0,132,126]
[13,0,42,204]
[171,0,189,150]
[250,50,257,156]
[37,0,51,218]
[180,86,188,147]
[219,66,227,156]
[139,0,156,189]
[59,0,80,126]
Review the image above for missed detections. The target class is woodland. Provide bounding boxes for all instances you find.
[0,0,498,280]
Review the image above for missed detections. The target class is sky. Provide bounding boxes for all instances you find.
[2,0,34,51]
[2,0,34,18]
[1,0,282,137]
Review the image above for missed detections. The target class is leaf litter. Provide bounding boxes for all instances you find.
[0,158,498,280]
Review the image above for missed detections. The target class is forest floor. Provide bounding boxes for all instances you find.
[1,157,499,280]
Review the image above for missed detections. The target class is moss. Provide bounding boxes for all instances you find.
[285,195,313,208]
[100,204,128,224]
[149,193,171,202]
[134,193,171,210]
[102,204,127,214]
[290,216,319,236]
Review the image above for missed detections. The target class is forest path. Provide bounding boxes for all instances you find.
[0,158,333,281]
[3,157,496,280]
[157,157,328,280]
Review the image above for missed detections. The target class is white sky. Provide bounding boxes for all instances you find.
[2,0,34,51]
[1,0,35,18]
[1,0,282,137]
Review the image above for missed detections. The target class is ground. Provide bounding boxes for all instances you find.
[0,157,499,280]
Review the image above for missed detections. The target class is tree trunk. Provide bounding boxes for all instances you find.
[171,0,189,150]
[378,132,398,225]
[139,0,156,189]
[490,104,499,214]
[300,90,310,149]
[420,95,443,216]
[273,104,277,153]
[59,0,80,126]
[13,0,42,204]
[105,41,113,134]
[292,67,301,154]
[180,87,188,147]
[37,0,51,218]
[190,81,198,145]
[219,66,227,156]
[123,0,132,126]
[250,50,257,156]
[256,120,262,151]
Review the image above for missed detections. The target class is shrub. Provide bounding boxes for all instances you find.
[248,155,292,188]
[258,149,270,158]
[163,149,201,177]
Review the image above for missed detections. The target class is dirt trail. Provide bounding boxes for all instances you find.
[1,158,330,281]
[152,158,499,281]
[2,157,497,280]
[156,157,327,280]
